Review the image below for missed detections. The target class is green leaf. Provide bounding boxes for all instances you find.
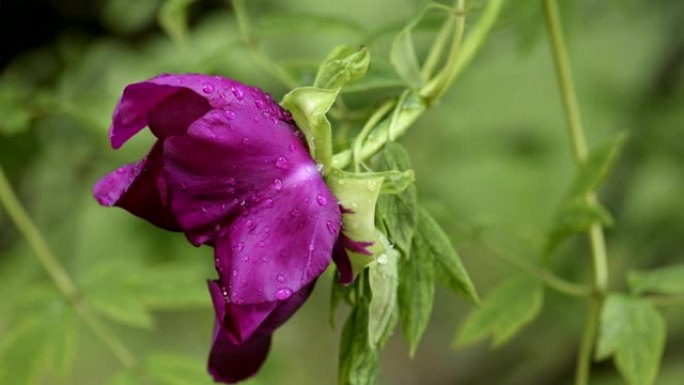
[281,87,338,171]
[398,225,436,356]
[0,321,47,385]
[628,264,684,295]
[314,45,370,90]
[390,26,424,88]
[546,198,613,254]
[44,298,78,375]
[546,134,626,254]
[596,295,666,385]
[568,133,628,199]
[0,82,32,136]
[135,263,210,309]
[330,276,357,328]
[368,233,400,348]
[372,143,418,255]
[417,208,478,303]
[455,277,543,348]
[339,298,380,385]
[389,2,452,88]
[78,260,210,329]
[79,261,155,329]
[327,170,386,273]
[146,352,215,385]
[158,0,197,43]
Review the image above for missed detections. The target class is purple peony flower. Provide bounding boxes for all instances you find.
[93,74,356,383]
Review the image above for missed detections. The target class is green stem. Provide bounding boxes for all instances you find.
[542,1,610,384]
[420,6,455,79]
[479,241,592,298]
[231,0,300,89]
[331,0,506,170]
[0,165,137,369]
[575,299,601,385]
[352,100,395,171]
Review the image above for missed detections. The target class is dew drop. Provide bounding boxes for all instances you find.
[200,204,207,213]
[237,242,245,251]
[275,156,287,169]
[180,182,187,190]
[242,137,249,145]
[224,110,236,120]
[273,178,283,191]
[265,198,274,207]
[316,194,327,206]
[377,254,388,265]
[258,240,265,247]
[232,269,238,277]
[260,255,269,262]
[263,226,271,234]
[242,255,250,261]
[326,220,337,235]
[226,177,236,185]
[232,85,245,100]
[308,244,315,251]
[202,83,215,94]
[276,274,285,283]
[290,208,300,217]
[275,288,293,300]
[289,143,296,152]
[255,99,265,109]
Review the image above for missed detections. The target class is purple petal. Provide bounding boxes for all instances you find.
[162,103,340,245]
[207,280,315,383]
[93,142,180,230]
[333,237,354,285]
[110,74,289,149]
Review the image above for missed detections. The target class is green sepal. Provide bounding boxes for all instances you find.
[281,87,338,172]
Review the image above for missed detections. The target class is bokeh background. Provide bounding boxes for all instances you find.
[1,0,683,384]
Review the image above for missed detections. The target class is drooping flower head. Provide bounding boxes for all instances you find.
[93,74,352,383]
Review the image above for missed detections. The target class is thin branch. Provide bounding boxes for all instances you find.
[0,165,137,369]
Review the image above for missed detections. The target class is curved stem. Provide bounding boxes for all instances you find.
[478,241,592,298]
[0,165,137,369]
[542,1,610,384]
[331,0,506,170]
[352,100,395,171]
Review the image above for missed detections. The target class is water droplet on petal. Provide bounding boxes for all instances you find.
[180,182,187,190]
[308,244,315,251]
[242,137,249,145]
[326,220,337,235]
[377,254,388,264]
[263,226,271,234]
[232,85,245,100]
[242,256,249,261]
[237,242,245,251]
[255,99,265,109]
[224,110,236,120]
[289,143,296,152]
[290,208,300,217]
[275,156,287,169]
[265,199,274,207]
[276,274,285,283]
[202,83,215,94]
[258,240,265,247]
[232,269,238,277]
[276,288,293,300]
[316,194,327,206]
[273,178,283,191]
[200,204,207,213]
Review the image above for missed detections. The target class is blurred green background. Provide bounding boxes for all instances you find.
[1,0,683,384]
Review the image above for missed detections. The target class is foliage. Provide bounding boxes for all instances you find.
[1,0,684,385]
